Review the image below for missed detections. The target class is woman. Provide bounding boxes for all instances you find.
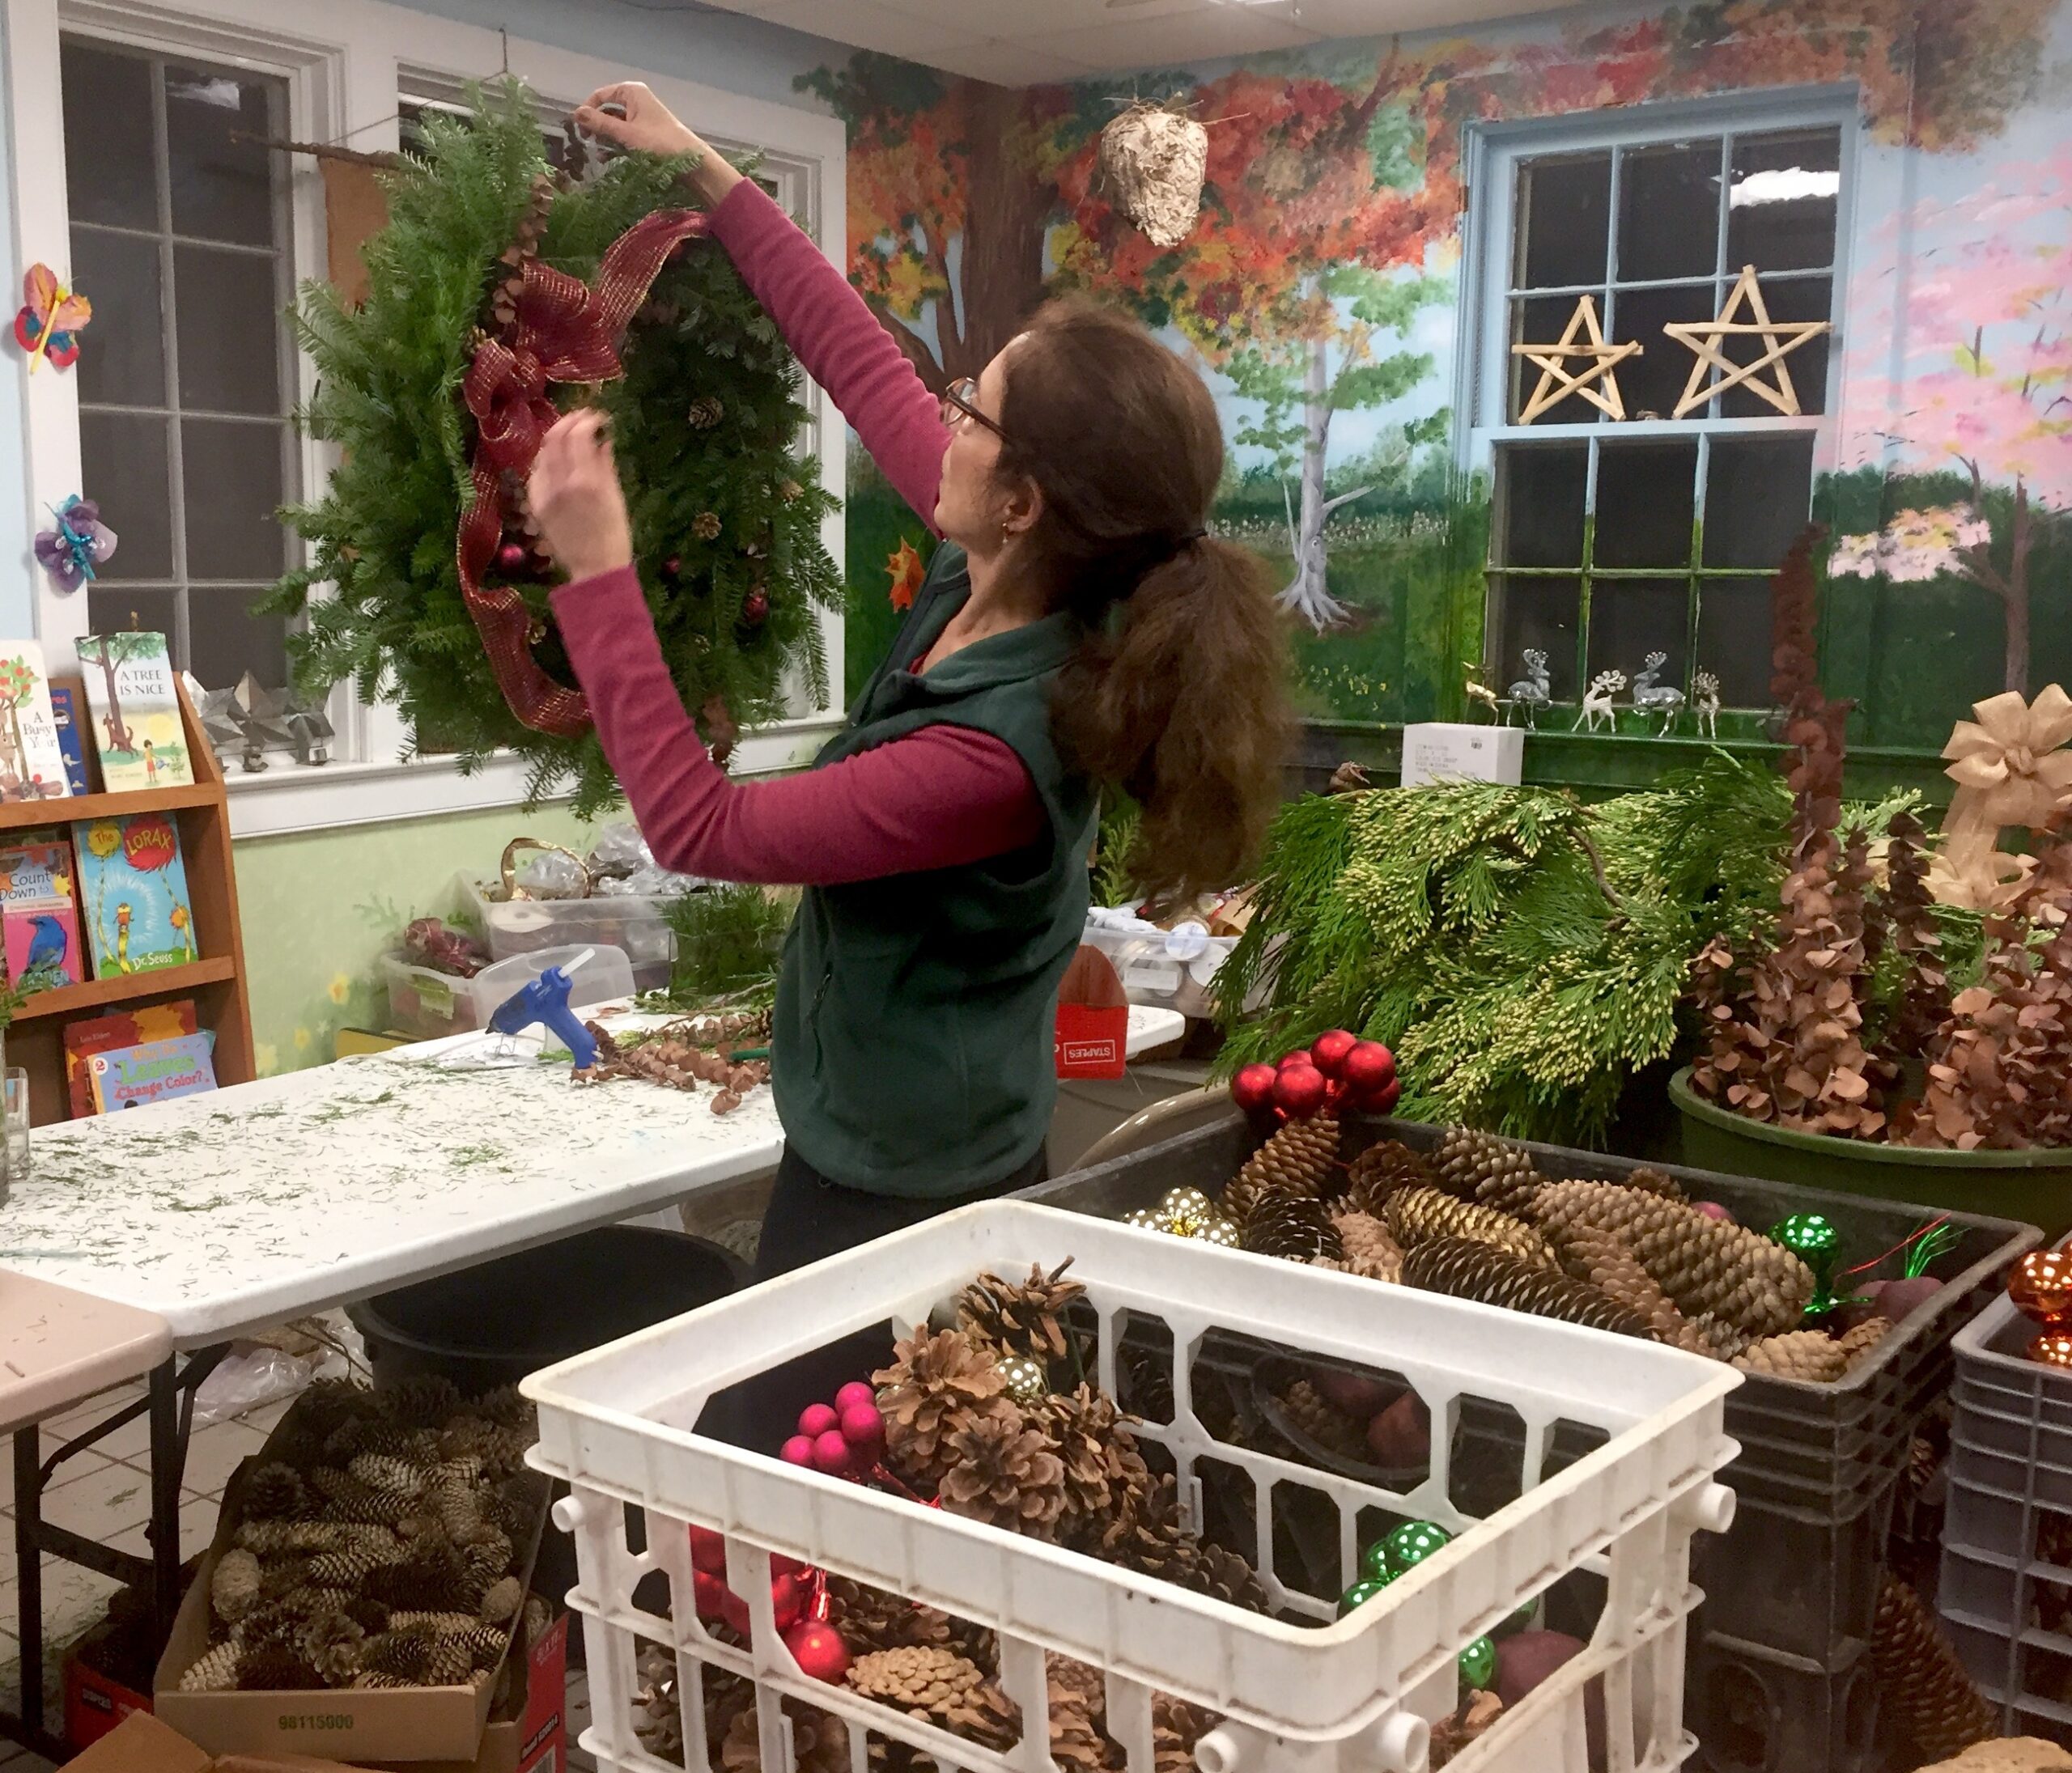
[530,84,1290,1426]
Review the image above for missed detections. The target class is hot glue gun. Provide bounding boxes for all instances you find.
[486,953,599,1071]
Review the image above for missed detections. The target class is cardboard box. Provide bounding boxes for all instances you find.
[155,1433,546,1764]
[1399,720,1524,788]
[66,1709,375,1772]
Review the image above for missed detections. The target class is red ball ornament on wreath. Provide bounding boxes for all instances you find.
[785,1620,851,1685]
[1273,1062,1329,1120]
[741,587,771,629]
[1230,1063,1279,1113]
[1309,1030,1357,1076]
[495,539,531,577]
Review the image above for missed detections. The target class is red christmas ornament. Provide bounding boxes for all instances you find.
[720,1588,752,1635]
[798,1402,839,1439]
[784,1620,851,1685]
[771,1570,805,1631]
[662,554,682,579]
[1277,1050,1315,1071]
[691,1567,730,1622]
[1309,1030,1357,1076]
[495,539,530,576]
[1230,1063,1279,1113]
[741,587,770,628]
[771,1553,808,1581]
[688,1524,728,1575]
[1273,1063,1329,1120]
[779,1435,816,1468]
[1361,1076,1401,1116]
[811,1429,851,1474]
[1340,1041,1395,1096]
[834,1381,877,1415]
[839,1401,885,1460]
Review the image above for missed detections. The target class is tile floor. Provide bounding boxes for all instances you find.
[0,1381,602,1768]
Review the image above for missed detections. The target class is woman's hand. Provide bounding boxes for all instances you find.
[529,409,633,584]
[574,83,743,207]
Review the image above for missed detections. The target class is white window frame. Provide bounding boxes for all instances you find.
[1458,85,1861,706]
[2,0,847,836]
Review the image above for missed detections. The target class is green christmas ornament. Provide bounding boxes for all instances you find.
[1458,1635,1497,1690]
[1338,1576,1392,1618]
[1381,1520,1453,1578]
[1768,1212,1842,1312]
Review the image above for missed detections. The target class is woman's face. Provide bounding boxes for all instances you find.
[933,346,1035,558]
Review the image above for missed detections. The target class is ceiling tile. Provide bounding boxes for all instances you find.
[754,0,993,56]
[877,0,1217,37]
[1029,6,1324,69]
[927,40,1110,84]
[1286,0,1580,33]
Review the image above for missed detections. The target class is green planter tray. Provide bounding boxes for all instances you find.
[1670,1067,2072,1236]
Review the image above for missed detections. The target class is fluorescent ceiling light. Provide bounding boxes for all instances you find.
[1730,168,1840,206]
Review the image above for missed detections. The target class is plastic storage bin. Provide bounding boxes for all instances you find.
[525,1199,1740,1773]
[1938,1276,2072,1741]
[461,873,677,994]
[383,944,635,1042]
[1081,909,1240,1019]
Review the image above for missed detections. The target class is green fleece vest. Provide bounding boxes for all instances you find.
[771,545,1097,1197]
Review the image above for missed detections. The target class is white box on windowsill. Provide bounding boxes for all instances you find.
[1400,721,1525,788]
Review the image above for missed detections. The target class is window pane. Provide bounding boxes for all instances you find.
[1491,576,1580,703]
[1617,139,1721,281]
[1719,274,1831,418]
[166,62,281,246]
[62,44,156,231]
[189,587,287,689]
[182,418,287,578]
[1729,128,1841,273]
[176,244,282,414]
[1594,440,1697,568]
[1512,295,1616,424]
[80,412,175,579]
[1704,435,1816,569]
[1587,579,1688,695]
[1518,152,1609,289]
[1497,443,1587,566]
[87,587,181,664]
[1696,577,1773,707]
[70,227,168,408]
[1608,284,1717,420]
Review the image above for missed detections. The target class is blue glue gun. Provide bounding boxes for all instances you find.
[487,962,598,1071]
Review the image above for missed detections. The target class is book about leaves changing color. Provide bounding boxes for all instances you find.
[89,1032,216,1113]
[0,639,76,802]
[0,833,83,990]
[64,999,198,1118]
[76,633,193,791]
[71,813,196,977]
[47,684,91,794]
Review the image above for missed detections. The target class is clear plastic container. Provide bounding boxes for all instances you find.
[458,874,676,994]
[1082,908,1240,1018]
[384,944,635,1042]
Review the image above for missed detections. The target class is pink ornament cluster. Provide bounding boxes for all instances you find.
[1230,1030,1399,1122]
[779,1381,885,1478]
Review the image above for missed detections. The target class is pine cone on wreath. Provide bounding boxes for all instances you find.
[847,1647,1021,1750]
[1344,1139,1432,1216]
[936,1410,1068,1539]
[1433,1127,1541,1216]
[959,1260,1085,1364]
[1872,1577,1993,1764]
[1222,1118,1340,1229]
[1243,1194,1343,1262]
[875,1327,1014,1491]
[1384,1186,1556,1270]
[1317,1210,1403,1283]
[1401,1237,1651,1338]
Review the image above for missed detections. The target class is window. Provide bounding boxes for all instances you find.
[1471,104,1850,712]
[60,37,297,696]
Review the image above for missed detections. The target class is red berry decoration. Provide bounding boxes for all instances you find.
[798,1402,839,1440]
[1310,1030,1357,1076]
[1340,1041,1395,1097]
[839,1401,885,1460]
[1273,1063,1329,1120]
[834,1381,877,1415]
[495,539,530,576]
[811,1429,852,1474]
[779,1435,816,1469]
[784,1620,852,1685]
[1230,1063,1279,1113]
[688,1524,728,1574]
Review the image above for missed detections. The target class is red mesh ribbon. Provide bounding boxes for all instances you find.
[456,207,710,736]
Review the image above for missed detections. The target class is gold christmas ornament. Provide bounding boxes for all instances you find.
[1664,265,1832,419]
[1098,103,1209,250]
[2010,1249,2072,1325]
[2030,1332,2072,1371]
[997,1353,1050,1406]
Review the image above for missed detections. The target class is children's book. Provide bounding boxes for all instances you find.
[0,833,83,991]
[64,999,198,1118]
[70,813,196,976]
[0,639,77,803]
[75,633,193,791]
[47,684,91,795]
[89,1032,217,1112]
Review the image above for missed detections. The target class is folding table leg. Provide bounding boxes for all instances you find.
[12,1427,46,1742]
[150,1361,185,1635]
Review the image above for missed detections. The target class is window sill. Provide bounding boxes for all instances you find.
[224,715,843,840]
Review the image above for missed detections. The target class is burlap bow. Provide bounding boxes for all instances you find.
[1929,685,2072,911]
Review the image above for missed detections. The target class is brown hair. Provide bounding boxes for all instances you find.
[995,299,1293,906]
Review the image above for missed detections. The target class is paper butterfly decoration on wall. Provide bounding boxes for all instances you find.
[35,496,117,592]
[14,265,91,371]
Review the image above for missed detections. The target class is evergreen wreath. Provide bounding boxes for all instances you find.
[268,81,840,812]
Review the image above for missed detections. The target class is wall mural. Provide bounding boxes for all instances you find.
[805,0,2067,750]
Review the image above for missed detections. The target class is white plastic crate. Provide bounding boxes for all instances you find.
[524,1203,1741,1772]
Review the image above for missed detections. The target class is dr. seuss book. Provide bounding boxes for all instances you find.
[89,1032,216,1113]
[76,632,193,791]
[0,833,83,991]
[47,683,91,794]
[63,999,197,1118]
[0,639,77,802]
[71,814,196,976]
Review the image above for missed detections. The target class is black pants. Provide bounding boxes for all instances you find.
[703,1142,1048,1452]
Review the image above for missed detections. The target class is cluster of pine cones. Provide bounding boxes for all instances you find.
[177,1377,550,1695]
[1214,1122,1892,1380]
[584,1016,771,1113]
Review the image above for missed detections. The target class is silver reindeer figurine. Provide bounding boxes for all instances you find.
[1631,652,1685,735]
[1692,669,1722,740]
[1574,668,1626,733]
[1506,649,1552,730]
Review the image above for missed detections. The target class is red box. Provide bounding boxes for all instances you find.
[66,1629,152,1751]
[1055,1001,1129,1079]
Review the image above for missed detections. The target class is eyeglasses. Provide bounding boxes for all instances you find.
[940,376,1009,441]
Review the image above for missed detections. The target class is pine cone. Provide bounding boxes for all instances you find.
[1344,1140,1432,1215]
[1244,1195,1343,1262]
[1532,1180,1814,1338]
[1688,1312,1752,1362]
[1222,1118,1340,1228]
[1558,1224,1692,1346]
[212,1548,263,1624]
[1385,1186,1556,1270]
[1402,1237,1651,1338]
[237,1641,326,1691]
[847,1648,1021,1750]
[1836,1316,1888,1374]
[875,1328,1014,1491]
[384,1374,466,1429]
[1624,1165,1686,1202]
[1434,1126,1542,1216]
[1278,1380,1369,1457]
[1872,1577,1993,1763]
[180,1637,244,1692]
[1039,1385,1148,1548]
[958,1260,1084,1364]
[1735,1329,1849,1383]
[721,1701,853,1773]
[1100,1473,1266,1610]
[244,1463,314,1521]
[936,1410,1067,1539]
[1317,1210,1403,1283]
[1048,1686,1113,1773]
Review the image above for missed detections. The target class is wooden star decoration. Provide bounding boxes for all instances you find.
[1664,265,1832,418]
[1510,295,1641,422]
